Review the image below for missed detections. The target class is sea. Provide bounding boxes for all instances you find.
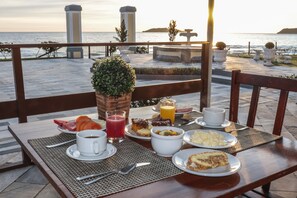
[0,32,297,58]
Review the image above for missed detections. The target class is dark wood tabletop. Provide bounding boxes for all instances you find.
[8,107,297,198]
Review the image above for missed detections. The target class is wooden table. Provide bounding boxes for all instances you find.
[8,107,297,198]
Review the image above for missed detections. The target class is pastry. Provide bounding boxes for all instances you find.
[131,118,149,132]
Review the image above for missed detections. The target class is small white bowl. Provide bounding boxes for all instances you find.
[151,126,185,157]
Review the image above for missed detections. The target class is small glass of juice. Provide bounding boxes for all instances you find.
[160,99,176,124]
[106,110,126,143]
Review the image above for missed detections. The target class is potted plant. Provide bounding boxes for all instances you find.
[91,56,136,119]
[263,42,276,66]
[213,41,228,63]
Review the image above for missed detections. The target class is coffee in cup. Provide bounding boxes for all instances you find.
[76,130,107,156]
[202,107,226,126]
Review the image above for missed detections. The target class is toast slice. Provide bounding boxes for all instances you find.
[187,151,229,171]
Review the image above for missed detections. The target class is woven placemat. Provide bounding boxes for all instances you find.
[28,136,183,198]
[180,121,282,154]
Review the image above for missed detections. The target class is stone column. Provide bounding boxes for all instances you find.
[120,6,137,42]
[65,4,83,58]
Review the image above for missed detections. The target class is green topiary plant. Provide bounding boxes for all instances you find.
[91,56,136,97]
[215,41,227,50]
[265,42,275,49]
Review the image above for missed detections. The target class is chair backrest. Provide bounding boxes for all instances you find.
[229,70,297,136]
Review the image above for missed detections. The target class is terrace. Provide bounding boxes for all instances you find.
[0,40,296,197]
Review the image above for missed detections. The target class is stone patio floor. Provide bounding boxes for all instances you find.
[0,55,296,197]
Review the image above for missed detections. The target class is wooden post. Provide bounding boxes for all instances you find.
[88,46,91,59]
[11,47,27,123]
[248,41,251,55]
[200,43,211,111]
[207,0,215,45]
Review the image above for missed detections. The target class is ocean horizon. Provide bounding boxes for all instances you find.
[1,32,296,58]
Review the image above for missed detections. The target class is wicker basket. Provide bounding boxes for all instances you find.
[95,92,132,120]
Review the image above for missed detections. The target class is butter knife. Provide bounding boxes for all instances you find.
[46,139,76,148]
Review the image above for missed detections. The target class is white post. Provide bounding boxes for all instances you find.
[65,4,83,58]
[120,6,137,42]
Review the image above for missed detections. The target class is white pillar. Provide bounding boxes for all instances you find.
[65,4,83,58]
[120,6,136,42]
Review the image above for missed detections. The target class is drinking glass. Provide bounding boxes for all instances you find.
[160,99,176,124]
[106,110,126,143]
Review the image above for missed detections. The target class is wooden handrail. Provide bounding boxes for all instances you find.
[0,41,211,123]
[1,41,208,49]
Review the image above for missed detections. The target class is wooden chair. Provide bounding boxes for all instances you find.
[229,69,297,196]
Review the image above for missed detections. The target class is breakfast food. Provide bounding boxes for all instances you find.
[155,129,179,136]
[75,116,102,131]
[190,131,227,147]
[187,151,229,171]
[136,128,151,137]
[151,115,172,126]
[131,118,151,137]
[54,115,102,132]
[131,118,149,131]
[54,120,76,131]
[176,107,193,113]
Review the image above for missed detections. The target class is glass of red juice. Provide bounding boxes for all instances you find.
[106,110,126,143]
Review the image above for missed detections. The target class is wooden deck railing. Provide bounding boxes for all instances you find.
[0,41,211,123]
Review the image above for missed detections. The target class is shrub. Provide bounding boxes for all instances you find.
[265,42,275,49]
[168,20,179,42]
[91,56,136,97]
[215,42,227,50]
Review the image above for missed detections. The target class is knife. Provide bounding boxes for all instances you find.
[76,162,150,181]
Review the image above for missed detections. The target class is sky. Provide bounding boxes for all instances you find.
[0,0,296,36]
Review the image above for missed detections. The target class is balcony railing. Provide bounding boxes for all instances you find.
[0,41,211,123]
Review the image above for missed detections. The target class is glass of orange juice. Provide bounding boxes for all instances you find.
[160,99,176,124]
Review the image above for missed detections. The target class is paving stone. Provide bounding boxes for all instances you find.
[35,183,62,198]
[16,166,48,185]
[271,172,297,192]
[0,166,31,192]
[0,152,21,167]
[0,182,44,198]
[271,191,297,198]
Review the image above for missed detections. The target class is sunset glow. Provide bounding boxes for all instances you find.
[0,0,296,36]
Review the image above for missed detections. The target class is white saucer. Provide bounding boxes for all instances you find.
[195,117,231,129]
[66,143,117,162]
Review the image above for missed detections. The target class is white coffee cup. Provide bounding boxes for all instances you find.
[76,130,107,156]
[202,107,226,126]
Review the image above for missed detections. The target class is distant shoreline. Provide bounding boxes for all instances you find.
[143,28,184,33]
[143,28,168,32]
[277,28,297,34]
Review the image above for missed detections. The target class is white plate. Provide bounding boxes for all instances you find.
[125,124,151,140]
[66,143,117,162]
[152,106,192,115]
[57,119,106,135]
[172,148,241,177]
[195,117,231,129]
[183,129,238,149]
